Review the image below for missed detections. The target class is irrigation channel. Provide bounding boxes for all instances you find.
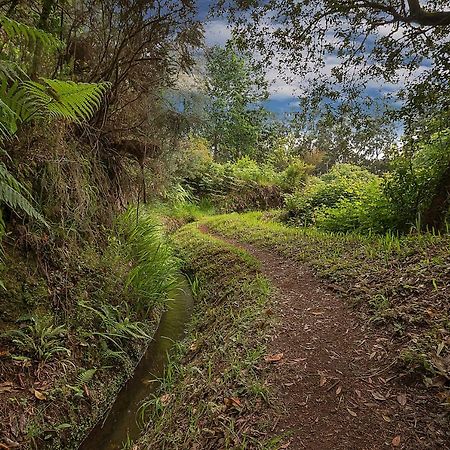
[79,276,194,450]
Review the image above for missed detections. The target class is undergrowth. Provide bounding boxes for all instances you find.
[135,223,281,450]
[0,208,178,449]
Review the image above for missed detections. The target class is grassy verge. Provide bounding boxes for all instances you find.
[135,222,280,450]
[201,212,450,386]
[0,209,178,449]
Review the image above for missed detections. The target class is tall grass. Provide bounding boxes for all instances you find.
[119,207,179,313]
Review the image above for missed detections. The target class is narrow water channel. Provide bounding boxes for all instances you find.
[78,276,194,450]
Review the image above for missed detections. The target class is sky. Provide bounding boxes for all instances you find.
[196,1,432,118]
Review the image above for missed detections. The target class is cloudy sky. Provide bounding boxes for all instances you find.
[195,1,434,118]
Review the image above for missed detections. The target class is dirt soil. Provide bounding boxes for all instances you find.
[200,225,449,450]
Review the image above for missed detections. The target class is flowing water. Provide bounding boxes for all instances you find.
[78,277,194,450]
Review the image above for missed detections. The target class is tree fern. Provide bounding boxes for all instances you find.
[22,78,110,123]
[0,15,63,51]
[0,16,110,229]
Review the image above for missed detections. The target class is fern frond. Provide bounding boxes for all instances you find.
[0,15,63,51]
[22,79,110,123]
[0,60,28,82]
[0,163,48,225]
[76,368,97,387]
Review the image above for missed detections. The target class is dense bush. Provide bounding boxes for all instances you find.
[385,129,450,231]
[177,137,313,212]
[285,164,396,233]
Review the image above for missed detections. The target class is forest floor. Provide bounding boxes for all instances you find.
[200,224,449,450]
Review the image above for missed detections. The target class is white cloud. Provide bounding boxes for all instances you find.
[204,20,232,47]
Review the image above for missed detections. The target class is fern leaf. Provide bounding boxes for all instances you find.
[76,368,97,387]
[0,15,63,51]
[22,79,110,123]
[0,163,48,225]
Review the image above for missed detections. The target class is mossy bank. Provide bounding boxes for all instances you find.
[0,210,178,449]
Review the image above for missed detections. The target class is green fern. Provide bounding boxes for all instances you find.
[0,163,48,225]
[0,15,63,50]
[77,368,97,386]
[0,16,110,228]
[22,78,110,123]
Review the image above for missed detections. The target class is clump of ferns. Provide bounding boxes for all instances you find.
[4,316,70,362]
[79,302,151,359]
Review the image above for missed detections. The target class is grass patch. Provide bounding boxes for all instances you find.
[135,223,280,449]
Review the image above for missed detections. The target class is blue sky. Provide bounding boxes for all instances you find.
[196,2,431,119]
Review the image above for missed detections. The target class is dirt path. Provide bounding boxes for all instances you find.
[200,226,448,450]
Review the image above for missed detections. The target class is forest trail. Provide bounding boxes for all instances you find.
[199,225,446,450]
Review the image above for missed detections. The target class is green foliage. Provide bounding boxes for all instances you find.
[278,159,313,193]
[0,15,63,50]
[67,368,97,398]
[80,302,150,351]
[180,143,315,212]
[285,164,376,223]
[4,316,70,362]
[285,164,395,233]
[21,78,110,123]
[385,130,450,230]
[204,43,270,160]
[0,15,109,229]
[0,163,47,225]
[120,207,179,312]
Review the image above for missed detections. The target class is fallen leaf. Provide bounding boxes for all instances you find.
[1,438,20,448]
[336,385,342,395]
[0,381,13,393]
[397,393,407,406]
[437,341,445,356]
[392,435,401,447]
[160,393,171,406]
[189,341,199,351]
[347,407,357,417]
[355,389,362,398]
[382,415,392,422]
[264,353,283,363]
[224,397,242,408]
[319,374,327,386]
[34,389,46,401]
[371,391,386,401]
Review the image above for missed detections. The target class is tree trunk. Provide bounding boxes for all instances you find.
[422,164,450,231]
[30,0,56,79]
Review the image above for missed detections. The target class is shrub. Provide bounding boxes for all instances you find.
[384,129,450,231]
[284,164,395,232]
[278,159,314,192]
[315,179,395,233]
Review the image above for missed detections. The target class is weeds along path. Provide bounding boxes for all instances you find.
[199,224,445,450]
